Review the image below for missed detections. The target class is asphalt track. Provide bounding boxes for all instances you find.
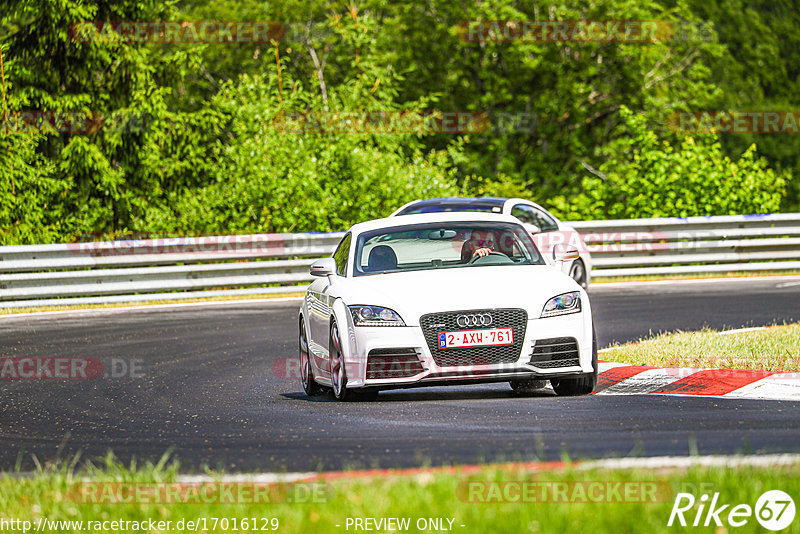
[1,276,799,473]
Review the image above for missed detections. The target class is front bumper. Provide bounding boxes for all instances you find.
[344,311,593,389]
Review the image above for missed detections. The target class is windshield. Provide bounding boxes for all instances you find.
[353,222,545,276]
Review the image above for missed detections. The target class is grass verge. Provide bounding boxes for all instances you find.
[602,323,800,371]
[1,457,799,533]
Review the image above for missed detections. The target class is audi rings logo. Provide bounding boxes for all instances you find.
[456,314,493,328]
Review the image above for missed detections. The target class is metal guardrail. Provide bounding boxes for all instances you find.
[571,213,800,277]
[1,214,799,308]
[0,233,344,308]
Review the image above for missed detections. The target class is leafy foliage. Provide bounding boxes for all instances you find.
[0,0,796,245]
[554,107,786,219]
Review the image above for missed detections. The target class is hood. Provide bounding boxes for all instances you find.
[335,265,581,326]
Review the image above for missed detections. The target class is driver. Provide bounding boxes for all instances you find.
[460,230,500,262]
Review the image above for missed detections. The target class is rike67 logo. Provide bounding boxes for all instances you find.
[668,490,795,531]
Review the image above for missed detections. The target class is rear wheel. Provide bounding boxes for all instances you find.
[569,259,588,289]
[299,318,324,397]
[550,329,598,396]
[509,379,547,396]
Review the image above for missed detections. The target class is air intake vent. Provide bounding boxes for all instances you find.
[529,337,580,368]
[367,348,424,379]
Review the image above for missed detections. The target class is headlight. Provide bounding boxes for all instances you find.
[541,292,581,318]
[349,305,405,326]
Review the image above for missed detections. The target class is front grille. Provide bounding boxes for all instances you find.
[420,308,527,367]
[367,348,424,379]
[529,337,580,368]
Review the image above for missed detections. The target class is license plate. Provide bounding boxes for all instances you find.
[438,328,514,349]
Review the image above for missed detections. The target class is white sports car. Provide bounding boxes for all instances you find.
[299,212,597,401]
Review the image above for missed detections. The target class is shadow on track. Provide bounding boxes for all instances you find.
[281,386,557,403]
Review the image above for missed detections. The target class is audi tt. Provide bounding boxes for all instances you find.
[299,212,597,401]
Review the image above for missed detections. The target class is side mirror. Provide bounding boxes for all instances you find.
[553,244,580,263]
[310,257,337,278]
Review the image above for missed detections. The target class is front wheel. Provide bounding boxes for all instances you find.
[329,320,349,401]
[329,320,379,402]
[550,329,598,396]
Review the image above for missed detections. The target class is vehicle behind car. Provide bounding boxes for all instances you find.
[391,197,592,288]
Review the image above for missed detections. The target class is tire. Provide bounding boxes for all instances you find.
[509,379,547,396]
[569,259,588,289]
[550,329,598,396]
[329,320,349,401]
[329,320,379,402]
[299,318,324,397]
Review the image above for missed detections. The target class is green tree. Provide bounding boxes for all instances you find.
[361,0,725,198]
[554,106,786,219]
[675,0,800,211]
[140,11,460,234]
[1,0,198,242]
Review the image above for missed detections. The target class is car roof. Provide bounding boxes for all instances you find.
[348,211,524,236]
[397,197,508,212]
[409,196,509,206]
[392,196,561,223]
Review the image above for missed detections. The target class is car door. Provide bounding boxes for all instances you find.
[307,233,350,372]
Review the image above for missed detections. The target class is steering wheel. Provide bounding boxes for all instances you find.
[468,251,507,264]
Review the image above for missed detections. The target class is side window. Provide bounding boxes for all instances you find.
[531,207,559,232]
[512,204,558,232]
[332,233,351,276]
[511,205,538,226]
